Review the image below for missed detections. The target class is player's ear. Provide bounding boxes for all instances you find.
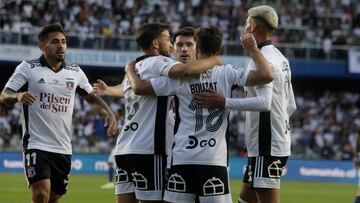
[216,47,223,55]
[152,39,159,49]
[38,41,45,50]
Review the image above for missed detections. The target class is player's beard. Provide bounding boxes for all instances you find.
[158,44,171,57]
[159,50,171,57]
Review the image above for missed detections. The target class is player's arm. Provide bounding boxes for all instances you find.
[125,61,156,95]
[241,33,274,86]
[167,56,222,78]
[0,87,37,106]
[194,84,272,111]
[93,79,124,97]
[82,94,118,136]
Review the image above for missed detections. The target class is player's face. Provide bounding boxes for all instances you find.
[157,30,173,57]
[174,35,196,64]
[40,32,67,62]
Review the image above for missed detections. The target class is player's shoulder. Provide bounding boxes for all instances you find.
[22,58,41,69]
[152,55,176,63]
[216,64,244,72]
[64,63,82,73]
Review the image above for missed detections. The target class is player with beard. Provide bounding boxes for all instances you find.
[0,23,117,203]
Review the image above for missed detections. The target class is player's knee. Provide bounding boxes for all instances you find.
[48,192,62,203]
[32,189,50,203]
[240,191,258,203]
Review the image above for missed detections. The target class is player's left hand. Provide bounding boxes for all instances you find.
[193,89,226,108]
[241,33,258,53]
[104,112,118,136]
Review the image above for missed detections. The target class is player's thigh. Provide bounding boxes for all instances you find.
[164,165,231,203]
[241,158,259,203]
[115,154,136,195]
[248,156,288,189]
[24,149,51,187]
[115,154,166,201]
[48,152,71,196]
[116,192,138,203]
[255,188,279,203]
[30,179,51,197]
[130,154,167,201]
[239,182,258,203]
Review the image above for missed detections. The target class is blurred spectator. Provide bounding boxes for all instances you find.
[0,0,359,59]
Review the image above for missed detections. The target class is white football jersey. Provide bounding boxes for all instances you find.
[150,64,248,166]
[244,41,297,157]
[114,55,180,155]
[5,56,93,154]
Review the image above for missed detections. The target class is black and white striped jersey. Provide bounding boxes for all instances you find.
[150,64,249,167]
[244,42,297,157]
[114,55,180,156]
[5,55,93,154]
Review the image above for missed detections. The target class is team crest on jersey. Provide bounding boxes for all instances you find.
[65,78,75,91]
[27,167,36,178]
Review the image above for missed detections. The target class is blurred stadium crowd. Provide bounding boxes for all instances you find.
[1,90,359,160]
[1,0,360,59]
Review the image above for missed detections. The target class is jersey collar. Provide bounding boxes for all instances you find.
[135,55,156,62]
[39,55,66,73]
[257,40,272,49]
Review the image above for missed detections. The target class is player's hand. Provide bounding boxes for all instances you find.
[125,61,136,73]
[93,79,109,96]
[193,89,225,108]
[104,112,118,136]
[17,92,36,105]
[240,33,258,53]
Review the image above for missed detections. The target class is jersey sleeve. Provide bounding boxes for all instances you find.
[225,83,273,111]
[5,61,29,92]
[287,72,297,117]
[76,67,93,96]
[152,56,181,76]
[150,76,179,96]
[224,64,249,87]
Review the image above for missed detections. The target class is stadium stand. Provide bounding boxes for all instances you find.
[1,0,360,59]
[0,0,360,161]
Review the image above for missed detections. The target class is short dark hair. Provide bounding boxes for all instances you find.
[173,27,196,42]
[38,23,65,42]
[195,25,223,56]
[136,23,170,50]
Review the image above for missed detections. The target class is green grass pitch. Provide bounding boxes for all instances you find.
[0,173,356,203]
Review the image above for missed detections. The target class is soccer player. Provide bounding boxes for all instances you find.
[0,23,117,203]
[193,5,297,203]
[125,25,274,203]
[173,27,197,64]
[354,129,360,203]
